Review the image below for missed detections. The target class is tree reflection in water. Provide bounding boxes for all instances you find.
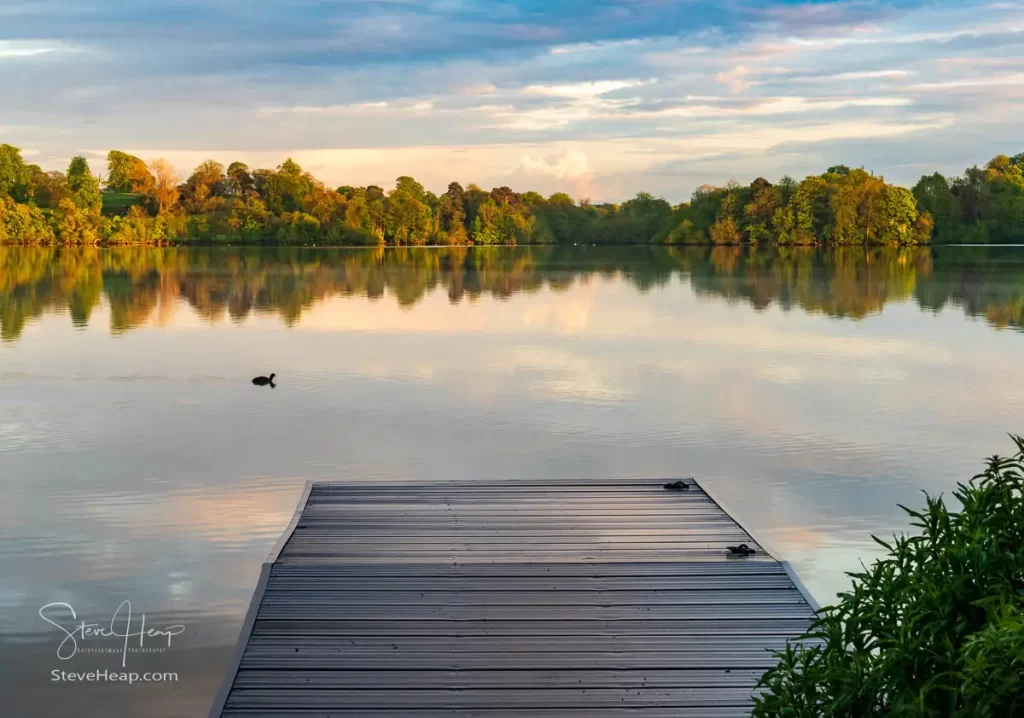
[2,245,1023,343]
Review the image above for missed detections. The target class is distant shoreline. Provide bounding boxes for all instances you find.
[0,239,940,249]
[2,146,1021,247]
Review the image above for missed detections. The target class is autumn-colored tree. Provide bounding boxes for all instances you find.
[0,195,55,244]
[304,183,346,225]
[9,143,1024,248]
[106,151,155,195]
[147,158,180,214]
[743,177,779,243]
[32,171,73,209]
[55,198,102,244]
[182,160,228,209]
[227,162,255,197]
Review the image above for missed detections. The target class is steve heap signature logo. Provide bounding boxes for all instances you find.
[39,601,185,668]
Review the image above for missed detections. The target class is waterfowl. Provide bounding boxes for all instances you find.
[252,373,276,388]
[663,480,691,491]
[726,543,757,556]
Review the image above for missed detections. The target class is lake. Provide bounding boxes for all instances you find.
[1,244,1023,717]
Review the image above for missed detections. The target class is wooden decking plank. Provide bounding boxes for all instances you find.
[224,687,759,709]
[259,589,810,607]
[285,534,754,544]
[232,668,767,689]
[254,604,814,620]
[264,576,797,590]
[237,653,786,671]
[269,561,789,576]
[211,478,816,717]
[251,618,813,637]
[308,477,700,489]
[222,709,755,718]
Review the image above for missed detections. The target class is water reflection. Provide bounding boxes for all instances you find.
[2,244,1023,717]
[2,245,1023,343]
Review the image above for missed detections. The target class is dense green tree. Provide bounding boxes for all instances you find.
[878,185,930,245]
[55,198,102,243]
[32,171,73,209]
[182,160,228,208]
[365,185,387,239]
[742,178,779,243]
[276,212,321,244]
[228,194,271,241]
[910,155,1024,244]
[913,173,959,241]
[0,196,55,243]
[772,180,816,245]
[106,151,154,194]
[595,192,672,244]
[710,188,743,245]
[67,157,102,213]
[342,189,372,237]
[227,162,255,197]
[0,144,31,201]
[105,206,157,245]
[437,182,469,244]
[255,159,312,214]
[471,186,536,245]
[385,176,432,245]
[533,194,591,244]
[463,183,489,231]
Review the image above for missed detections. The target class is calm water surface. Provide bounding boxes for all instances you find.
[1,245,1023,716]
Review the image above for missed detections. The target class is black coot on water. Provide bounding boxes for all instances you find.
[252,373,276,388]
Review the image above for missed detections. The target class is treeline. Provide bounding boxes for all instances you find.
[913,154,1024,243]
[0,143,1021,246]
[4,246,1024,343]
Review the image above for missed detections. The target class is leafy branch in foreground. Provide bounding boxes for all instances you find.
[753,435,1024,718]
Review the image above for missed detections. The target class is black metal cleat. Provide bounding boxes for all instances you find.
[726,543,757,556]
[663,480,691,491]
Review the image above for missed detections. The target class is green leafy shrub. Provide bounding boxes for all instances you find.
[754,436,1024,718]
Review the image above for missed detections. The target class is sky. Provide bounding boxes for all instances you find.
[0,0,1022,201]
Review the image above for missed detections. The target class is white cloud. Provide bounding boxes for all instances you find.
[521,79,654,98]
[549,38,645,55]
[792,69,915,82]
[455,83,497,95]
[256,100,440,117]
[519,150,592,180]
[907,73,1024,91]
[633,96,914,121]
[0,40,70,58]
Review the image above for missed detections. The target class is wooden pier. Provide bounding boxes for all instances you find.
[210,478,818,717]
